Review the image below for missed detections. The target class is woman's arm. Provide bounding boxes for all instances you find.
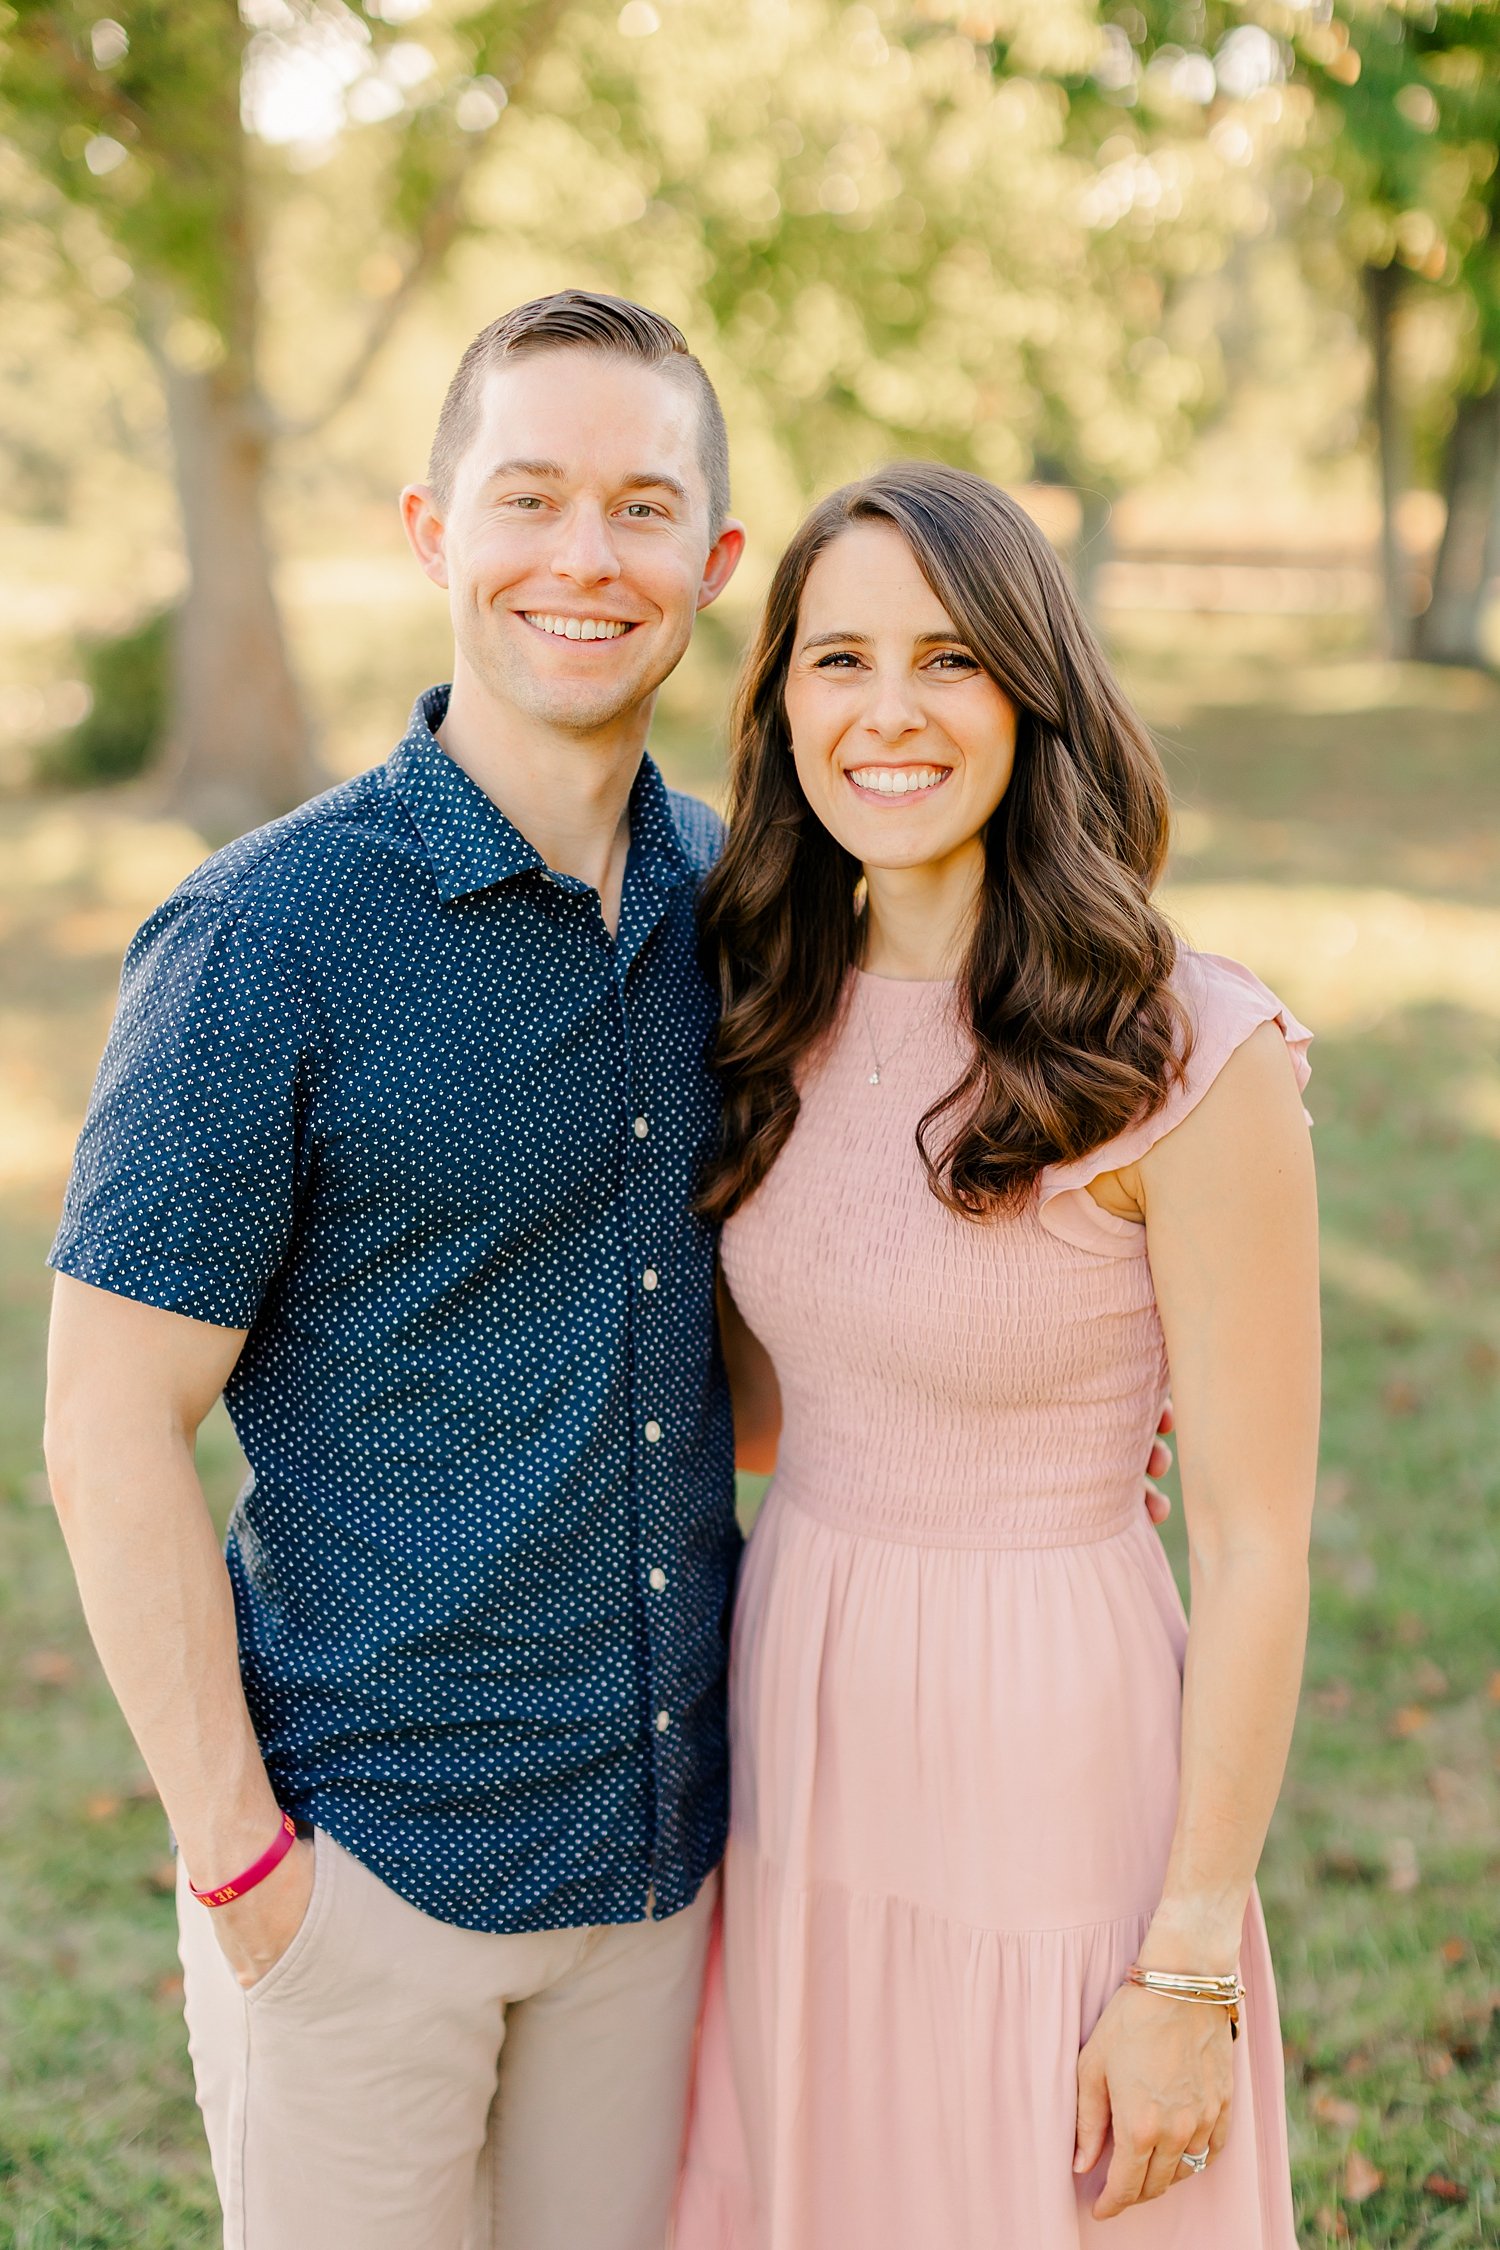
[1075,1020,1320,2219]
[717,1268,781,1475]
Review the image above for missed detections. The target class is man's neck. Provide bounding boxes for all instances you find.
[435,669,651,913]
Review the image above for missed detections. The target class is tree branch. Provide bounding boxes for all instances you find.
[278,0,575,444]
[23,15,153,142]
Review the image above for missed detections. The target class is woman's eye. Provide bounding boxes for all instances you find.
[929,650,978,671]
[814,651,861,669]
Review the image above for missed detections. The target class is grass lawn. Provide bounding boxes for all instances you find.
[0,635,1496,2246]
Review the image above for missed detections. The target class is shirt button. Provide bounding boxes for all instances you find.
[633,1116,650,1139]
[655,1709,671,1733]
[644,1419,662,1444]
[642,1268,659,1292]
[648,1566,667,1591]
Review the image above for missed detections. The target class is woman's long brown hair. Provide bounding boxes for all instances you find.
[696,461,1189,1224]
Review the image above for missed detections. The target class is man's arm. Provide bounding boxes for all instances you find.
[44,1275,313,1986]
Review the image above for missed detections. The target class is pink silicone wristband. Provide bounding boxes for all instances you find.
[190,1811,298,1908]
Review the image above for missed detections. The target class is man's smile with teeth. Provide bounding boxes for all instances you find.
[522,613,637,641]
[847,765,952,796]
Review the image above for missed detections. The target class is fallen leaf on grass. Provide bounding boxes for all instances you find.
[1312,2209,1349,2241]
[1383,1375,1419,1417]
[1487,1671,1500,1705]
[83,1793,123,1823]
[1343,2149,1383,2202]
[144,1859,177,1895]
[154,1972,185,2005]
[1423,2172,1467,2203]
[1391,1704,1431,1739]
[1422,2046,1456,2080]
[1311,2092,1361,2131]
[1313,1680,1353,1716]
[24,1649,78,1688]
[1315,1848,1383,1887]
[1439,1936,1467,1965]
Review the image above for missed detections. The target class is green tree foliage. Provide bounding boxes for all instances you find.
[9,1,1485,824]
[1097,0,1500,661]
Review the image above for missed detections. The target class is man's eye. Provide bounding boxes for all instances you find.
[621,502,660,519]
[508,495,546,511]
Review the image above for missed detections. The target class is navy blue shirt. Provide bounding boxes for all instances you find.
[51,688,739,1932]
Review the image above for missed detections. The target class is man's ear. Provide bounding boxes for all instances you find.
[401,483,449,590]
[697,518,747,612]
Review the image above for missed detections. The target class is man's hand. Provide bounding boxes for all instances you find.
[1144,1399,1175,1526]
[202,1834,318,1990]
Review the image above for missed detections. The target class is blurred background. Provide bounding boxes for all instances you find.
[0,2,1497,2243]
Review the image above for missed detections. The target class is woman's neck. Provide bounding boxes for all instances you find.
[861,842,984,981]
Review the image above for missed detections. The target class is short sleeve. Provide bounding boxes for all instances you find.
[48,898,311,1327]
[1035,950,1312,1258]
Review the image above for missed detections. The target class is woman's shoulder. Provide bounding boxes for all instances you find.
[1036,948,1312,1256]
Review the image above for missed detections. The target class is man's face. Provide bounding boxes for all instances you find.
[407,350,741,736]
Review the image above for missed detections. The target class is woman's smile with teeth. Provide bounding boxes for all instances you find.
[847,765,952,797]
[522,613,635,640]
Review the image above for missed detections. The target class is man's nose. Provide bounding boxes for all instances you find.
[550,500,623,588]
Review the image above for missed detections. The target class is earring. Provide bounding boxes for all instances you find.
[852,875,869,917]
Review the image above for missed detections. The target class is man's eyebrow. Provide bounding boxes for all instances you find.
[620,470,691,504]
[479,460,691,505]
[481,458,568,485]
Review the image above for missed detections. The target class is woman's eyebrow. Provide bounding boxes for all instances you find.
[798,628,967,650]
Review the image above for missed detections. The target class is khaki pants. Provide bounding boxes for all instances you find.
[177,1830,716,2250]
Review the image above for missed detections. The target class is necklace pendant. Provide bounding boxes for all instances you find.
[868,1069,881,1085]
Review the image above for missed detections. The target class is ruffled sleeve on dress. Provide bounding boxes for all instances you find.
[1035,950,1313,1259]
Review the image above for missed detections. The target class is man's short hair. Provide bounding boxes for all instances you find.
[428,289,731,533]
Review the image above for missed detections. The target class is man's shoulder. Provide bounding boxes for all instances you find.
[664,787,726,878]
[165,764,415,941]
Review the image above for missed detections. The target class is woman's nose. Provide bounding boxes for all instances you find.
[861,674,926,742]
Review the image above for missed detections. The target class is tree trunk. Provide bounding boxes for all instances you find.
[1416,386,1500,668]
[157,356,315,838]
[1363,261,1413,661]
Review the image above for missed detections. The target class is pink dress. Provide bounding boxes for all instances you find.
[674,950,1311,2250]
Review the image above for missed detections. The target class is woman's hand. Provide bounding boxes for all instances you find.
[1074,1980,1232,2218]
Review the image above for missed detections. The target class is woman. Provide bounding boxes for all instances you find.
[674,462,1318,2247]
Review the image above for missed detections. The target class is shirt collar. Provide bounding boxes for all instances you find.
[384,686,693,907]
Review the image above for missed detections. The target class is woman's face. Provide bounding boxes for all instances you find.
[783,522,1019,873]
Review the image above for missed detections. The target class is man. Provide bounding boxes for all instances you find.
[45,291,747,2250]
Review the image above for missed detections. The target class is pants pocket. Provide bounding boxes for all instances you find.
[243,1826,336,2005]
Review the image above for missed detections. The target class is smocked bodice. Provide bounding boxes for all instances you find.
[721,955,1312,1552]
[722,973,1165,1549]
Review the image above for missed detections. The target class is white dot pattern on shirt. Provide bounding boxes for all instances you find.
[50,687,740,1934]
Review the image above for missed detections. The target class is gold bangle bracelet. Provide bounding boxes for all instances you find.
[1126,1965,1246,2040]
